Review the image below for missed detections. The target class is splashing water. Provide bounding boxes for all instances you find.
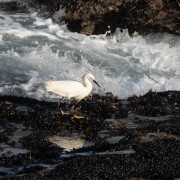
[0,10,179,100]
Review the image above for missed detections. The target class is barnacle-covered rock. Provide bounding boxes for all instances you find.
[0,91,179,179]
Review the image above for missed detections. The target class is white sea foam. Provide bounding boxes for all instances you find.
[33,17,52,26]
[0,11,179,99]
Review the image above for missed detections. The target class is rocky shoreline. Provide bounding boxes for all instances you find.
[0,0,179,36]
[0,1,180,179]
[0,90,179,179]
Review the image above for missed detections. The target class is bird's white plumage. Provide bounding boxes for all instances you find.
[45,73,100,101]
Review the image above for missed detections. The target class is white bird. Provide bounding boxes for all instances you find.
[45,73,100,102]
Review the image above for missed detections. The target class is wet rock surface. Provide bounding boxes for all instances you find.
[0,90,179,179]
[0,0,29,12]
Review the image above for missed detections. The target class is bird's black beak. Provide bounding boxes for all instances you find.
[93,80,100,87]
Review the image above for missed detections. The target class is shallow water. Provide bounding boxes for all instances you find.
[0,10,179,100]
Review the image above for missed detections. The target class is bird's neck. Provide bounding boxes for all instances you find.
[84,78,92,88]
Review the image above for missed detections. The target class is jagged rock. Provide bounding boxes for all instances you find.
[25,0,180,35]
[1,0,179,35]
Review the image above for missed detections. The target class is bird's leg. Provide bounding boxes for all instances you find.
[71,114,84,119]
[59,97,70,116]
[69,99,81,110]
[72,100,85,119]
[68,99,76,110]
[63,99,84,119]
[57,97,64,107]
[60,97,64,102]
[71,102,85,119]
[76,99,81,105]
[60,108,69,116]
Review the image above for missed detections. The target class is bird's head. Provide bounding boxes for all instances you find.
[84,73,100,87]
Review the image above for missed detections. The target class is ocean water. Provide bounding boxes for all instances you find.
[0,10,179,100]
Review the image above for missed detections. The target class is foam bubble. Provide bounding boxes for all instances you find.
[33,17,52,26]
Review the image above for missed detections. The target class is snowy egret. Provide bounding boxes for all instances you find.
[45,73,100,102]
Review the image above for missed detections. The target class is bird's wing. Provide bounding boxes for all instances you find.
[45,80,84,96]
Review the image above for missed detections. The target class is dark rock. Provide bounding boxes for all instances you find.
[127,90,180,116]
[0,153,33,167]
[25,0,180,35]
[0,130,13,143]
[0,91,179,179]
[37,139,180,179]
[0,0,29,12]
[20,133,63,160]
